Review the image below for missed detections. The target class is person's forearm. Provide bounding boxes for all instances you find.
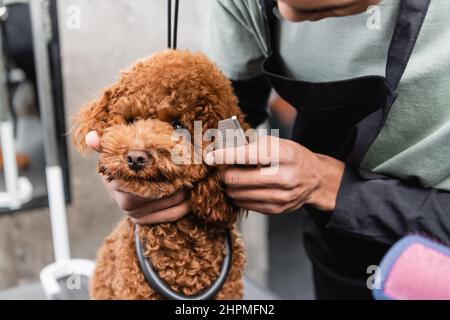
[328,166,450,244]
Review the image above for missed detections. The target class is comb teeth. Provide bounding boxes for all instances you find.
[217,116,247,150]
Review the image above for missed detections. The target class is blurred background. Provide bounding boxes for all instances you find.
[0,0,313,299]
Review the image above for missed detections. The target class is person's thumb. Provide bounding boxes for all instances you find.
[85,131,102,152]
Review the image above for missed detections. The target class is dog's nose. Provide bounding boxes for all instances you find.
[127,150,149,171]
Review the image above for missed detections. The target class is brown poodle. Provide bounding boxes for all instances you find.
[72,50,247,299]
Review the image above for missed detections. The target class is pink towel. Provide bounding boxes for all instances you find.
[374,236,450,300]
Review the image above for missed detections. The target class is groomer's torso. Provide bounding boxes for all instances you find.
[205,0,450,191]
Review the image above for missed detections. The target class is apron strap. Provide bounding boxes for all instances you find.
[385,0,431,93]
[258,0,276,56]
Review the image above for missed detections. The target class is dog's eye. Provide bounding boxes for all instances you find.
[125,117,136,125]
[171,120,184,130]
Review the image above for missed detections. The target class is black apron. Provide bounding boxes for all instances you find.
[258,0,431,299]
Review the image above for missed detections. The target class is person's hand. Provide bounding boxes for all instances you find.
[204,135,345,214]
[85,131,191,225]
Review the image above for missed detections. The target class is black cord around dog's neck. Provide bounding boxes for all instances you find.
[135,224,233,300]
[167,0,180,49]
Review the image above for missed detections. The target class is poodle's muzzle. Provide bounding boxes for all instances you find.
[97,118,207,199]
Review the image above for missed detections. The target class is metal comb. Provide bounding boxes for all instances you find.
[217,116,248,150]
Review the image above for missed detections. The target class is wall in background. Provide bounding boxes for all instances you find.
[0,0,213,289]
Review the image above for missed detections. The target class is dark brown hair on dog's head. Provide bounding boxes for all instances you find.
[72,50,248,226]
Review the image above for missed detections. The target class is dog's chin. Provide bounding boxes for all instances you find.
[99,165,193,200]
[115,178,180,200]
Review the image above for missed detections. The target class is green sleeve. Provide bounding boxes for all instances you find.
[203,0,268,81]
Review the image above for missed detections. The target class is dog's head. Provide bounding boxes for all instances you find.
[72,50,248,226]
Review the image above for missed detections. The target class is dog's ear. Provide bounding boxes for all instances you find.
[191,169,242,227]
[203,98,244,130]
[157,96,180,122]
[71,90,113,154]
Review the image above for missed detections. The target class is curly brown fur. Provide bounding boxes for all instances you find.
[90,219,245,299]
[72,50,248,299]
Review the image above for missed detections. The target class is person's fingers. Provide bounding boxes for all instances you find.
[125,190,187,215]
[282,200,305,214]
[226,187,298,204]
[100,175,187,212]
[233,200,285,215]
[233,199,304,215]
[130,199,191,225]
[85,131,102,152]
[101,175,121,192]
[100,176,148,209]
[218,166,295,189]
[205,135,279,166]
